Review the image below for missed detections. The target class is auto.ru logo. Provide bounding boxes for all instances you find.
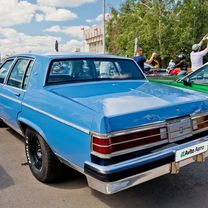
[180,149,195,158]
[180,151,185,158]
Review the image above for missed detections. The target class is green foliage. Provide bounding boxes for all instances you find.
[106,0,208,66]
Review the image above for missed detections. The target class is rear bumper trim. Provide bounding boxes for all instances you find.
[85,136,208,194]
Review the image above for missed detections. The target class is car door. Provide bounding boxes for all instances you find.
[1,58,34,131]
[187,65,208,85]
[183,65,208,91]
[0,58,16,119]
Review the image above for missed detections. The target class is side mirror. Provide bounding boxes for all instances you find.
[183,78,192,87]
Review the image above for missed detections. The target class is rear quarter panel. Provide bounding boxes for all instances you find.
[19,56,96,169]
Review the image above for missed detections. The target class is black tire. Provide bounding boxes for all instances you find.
[25,128,62,182]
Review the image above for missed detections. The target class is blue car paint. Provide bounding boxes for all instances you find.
[1,53,208,170]
[49,80,208,133]
[19,107,92,168]
[0,85,25,130]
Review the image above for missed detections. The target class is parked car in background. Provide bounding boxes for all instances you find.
[147,73,184,82]
[144,63,153,72]
[144,63,169,76]
[150,63,208,94]
[144,63,167,75]
[1,54,208,194]
[147,68,190,81]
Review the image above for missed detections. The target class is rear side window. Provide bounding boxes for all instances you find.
[0,59,14,84]
[22,60,34,89]
[7,59,31,89]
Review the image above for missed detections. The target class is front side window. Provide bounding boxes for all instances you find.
[0,59,14,84]
[184,65,208,85]
[7,59,30,88]
[47,58,145,85]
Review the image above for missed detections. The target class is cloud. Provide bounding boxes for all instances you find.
[36,6,78,22]
[0,0,79,26]
[0,0,99,26]
[45,25,89,39]
[0,27,85,57]
[62,40,84,52]
[86,13,111,23]
[0,27,60,55]
[37,0,97,8]
[86,14,103,23]
[0,0,37,27]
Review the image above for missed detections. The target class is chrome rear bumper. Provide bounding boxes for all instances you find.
[85,136,208,194]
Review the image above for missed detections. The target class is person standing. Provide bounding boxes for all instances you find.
[190,36,208,72]
[174,54,188,71]
[134,48,156,73]
[167,59,175,72]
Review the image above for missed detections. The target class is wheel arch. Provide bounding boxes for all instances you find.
[18,118,47,143]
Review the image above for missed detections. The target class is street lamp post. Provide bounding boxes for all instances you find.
[102,0,106,54]
[81,27,85,52]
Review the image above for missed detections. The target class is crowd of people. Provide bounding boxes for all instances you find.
[134,34,208,75]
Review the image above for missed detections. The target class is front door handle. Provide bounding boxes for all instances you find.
[15,93,21,97]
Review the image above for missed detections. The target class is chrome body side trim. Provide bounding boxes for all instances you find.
[55,153,84,174]
[92,133,161,147]
[92,121,167,138]
[85,136,208,194]
[21,102,90,134]
[4,85,26,92]
[0,118,24,137]
[0,93,22,104]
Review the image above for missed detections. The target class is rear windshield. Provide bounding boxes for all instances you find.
[46,58,145,85]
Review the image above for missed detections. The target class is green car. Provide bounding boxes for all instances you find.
[150,63,208,94]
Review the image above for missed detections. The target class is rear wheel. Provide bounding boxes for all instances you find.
[0,119,7,127]
[25,128,63,182]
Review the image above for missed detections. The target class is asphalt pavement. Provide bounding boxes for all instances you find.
[1,126,208,208]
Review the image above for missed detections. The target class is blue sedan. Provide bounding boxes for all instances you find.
[1,53,208,194]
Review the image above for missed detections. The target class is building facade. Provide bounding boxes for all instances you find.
[83,26,103,54]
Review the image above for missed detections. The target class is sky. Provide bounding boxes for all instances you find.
[0,0,125,58]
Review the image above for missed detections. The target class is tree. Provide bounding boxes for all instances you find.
[107,0,208,67]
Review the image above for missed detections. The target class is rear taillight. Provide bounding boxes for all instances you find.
[91,127,168,158]
[192,115,208,132]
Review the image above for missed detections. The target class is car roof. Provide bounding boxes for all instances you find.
[9,53,132,61]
